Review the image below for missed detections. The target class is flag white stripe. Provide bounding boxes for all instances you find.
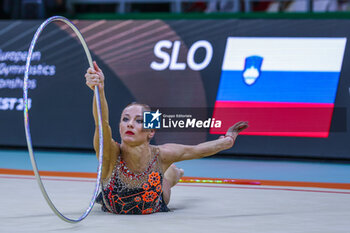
[222,37,347,72]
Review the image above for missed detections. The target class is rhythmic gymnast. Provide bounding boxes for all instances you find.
[85,61,248,215]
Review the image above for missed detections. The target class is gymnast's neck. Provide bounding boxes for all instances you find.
[120,142,153,172]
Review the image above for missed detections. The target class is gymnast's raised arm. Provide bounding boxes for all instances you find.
[159,121,248,171]
[85,61,120,179]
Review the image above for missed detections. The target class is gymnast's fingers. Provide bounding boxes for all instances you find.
[85,73,99,81]
[91,74,100,80]
[93,61,101,72]
[87,67,96,74]
[229,121,249,134]
[224,122,247,138]
[94,62,105,82]
[86,78,100,89]
[85,73,92,79]
[236,121,249,132]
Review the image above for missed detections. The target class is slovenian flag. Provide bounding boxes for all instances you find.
[211,37,347,137]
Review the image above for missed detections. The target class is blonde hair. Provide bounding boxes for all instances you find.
[124,102,151,112]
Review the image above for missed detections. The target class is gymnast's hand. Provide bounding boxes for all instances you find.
[219,121,248,146]
[85,61,105,91]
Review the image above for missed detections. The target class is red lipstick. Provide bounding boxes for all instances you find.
[125,131,135,135]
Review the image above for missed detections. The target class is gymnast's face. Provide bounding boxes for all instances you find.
[119,105,154,145]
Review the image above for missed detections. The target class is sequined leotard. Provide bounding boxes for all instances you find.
[100,146,169,214]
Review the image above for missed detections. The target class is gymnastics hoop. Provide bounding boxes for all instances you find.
[23,16,104,223]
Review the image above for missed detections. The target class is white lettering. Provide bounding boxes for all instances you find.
[144,122,154,128]
[186,118,196,127]
[169,41,186,70]
[178,120,184,128]
[171,120,178,128]
[163,114,175,118]
[196,120,203,128]
[0,78,36,89]
[0,63,56,77]
[214,121,222,128]
[187,40,213,71]
[162,118,169,128]
[0,97,31,111]
[0,49,41,63]
[203,119,211,128]
[151,40,213,71]
[162,117,221,128]
[150,40,172,71]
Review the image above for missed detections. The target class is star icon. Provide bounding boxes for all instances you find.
[150,109,162,122]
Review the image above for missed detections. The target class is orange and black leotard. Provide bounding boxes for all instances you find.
[99,146,169,214]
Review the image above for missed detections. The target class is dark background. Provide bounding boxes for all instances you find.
[0,19,349,159]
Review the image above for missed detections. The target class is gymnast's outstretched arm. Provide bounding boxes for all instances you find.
[159,121,248,171]
[85,61,120,179]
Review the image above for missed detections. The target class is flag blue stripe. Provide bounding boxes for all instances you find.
[216,71,340,103]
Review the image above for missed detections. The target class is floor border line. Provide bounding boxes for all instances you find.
[1,168,350,190]
[1,174,350,195]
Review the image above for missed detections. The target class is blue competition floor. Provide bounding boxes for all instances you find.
[1,149,350,183]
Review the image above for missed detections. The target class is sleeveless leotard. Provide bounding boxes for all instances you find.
[100,146,169,214]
